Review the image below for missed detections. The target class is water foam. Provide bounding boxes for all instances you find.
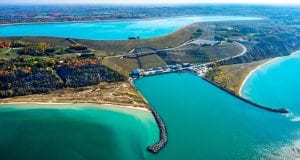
[257,140,300,160]
[291,116,300,122]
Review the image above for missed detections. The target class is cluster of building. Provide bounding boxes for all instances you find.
[0,7,158,24]
[131,63,210,78]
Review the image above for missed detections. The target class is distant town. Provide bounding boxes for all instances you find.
[0,5,299,24]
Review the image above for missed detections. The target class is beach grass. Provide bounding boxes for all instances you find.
[205,59,271,95]
[0,82,149,109]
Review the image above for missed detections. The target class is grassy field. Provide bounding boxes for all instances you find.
[205,59,270,94]
[139,54,166,69]
[102,54,167,76]
[0,48,18,59]
[102,57,139,76]
[160,42,243,64]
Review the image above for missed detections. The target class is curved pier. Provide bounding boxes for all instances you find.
[202,78,289,114]
[147,107,167,154]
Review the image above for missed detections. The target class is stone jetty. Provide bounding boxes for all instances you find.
[128,77,167,154]
[202,78,289,114]
[147,107,167,154]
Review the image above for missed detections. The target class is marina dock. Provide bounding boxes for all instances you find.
[131,63,210,78]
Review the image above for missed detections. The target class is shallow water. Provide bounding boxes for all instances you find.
[0,16,260,40]
[0,104,158,160]
[0,72,299,160]
[241,51,300,116]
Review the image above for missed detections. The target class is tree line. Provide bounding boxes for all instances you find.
[0,57,124,98]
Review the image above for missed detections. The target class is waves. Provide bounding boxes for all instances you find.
[291,116,300,122]
[282,111,300,122]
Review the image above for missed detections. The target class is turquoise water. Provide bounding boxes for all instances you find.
[1,72,299,160]
[242,51,300,118]
[0,16,260,40]
[0,104,159,160]
[134,72,300,160]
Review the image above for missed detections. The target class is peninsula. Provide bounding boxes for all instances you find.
[0,5,300,157]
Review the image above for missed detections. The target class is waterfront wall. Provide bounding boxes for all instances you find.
[202,78,289,114]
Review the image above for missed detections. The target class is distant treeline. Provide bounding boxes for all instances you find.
[9,40,91,56]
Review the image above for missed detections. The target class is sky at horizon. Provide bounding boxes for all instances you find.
[1,0,300,5]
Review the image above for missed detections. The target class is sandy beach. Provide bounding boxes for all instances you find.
[0,102,150,112]
[238,57,281,96]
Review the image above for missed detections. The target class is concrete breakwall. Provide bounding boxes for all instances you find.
[202,78,289,114]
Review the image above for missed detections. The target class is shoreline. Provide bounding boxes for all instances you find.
[0,15,263,27]
[0,102,150,112]
[239,50,300,96]
[238,57,281,96]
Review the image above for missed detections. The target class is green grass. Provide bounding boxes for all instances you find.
[102,57,139,77]
[0,48,18,59]
[160,42,243,64]
[139,54,167,69]
[102,54,167,76]
[205,59,270,94]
